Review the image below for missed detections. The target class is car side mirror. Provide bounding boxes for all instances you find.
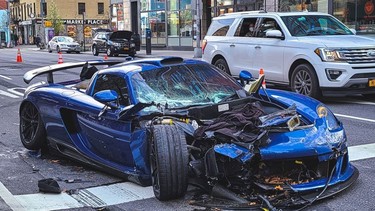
[239,70,253,86]
[94,90,118,103]
[266,30,285,40]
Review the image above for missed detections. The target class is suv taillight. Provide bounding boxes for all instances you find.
[202,39,207,54]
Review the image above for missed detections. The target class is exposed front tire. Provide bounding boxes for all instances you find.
[19,102,47,150]
[150,125,189,201]
[291,63,321,98]
[214,58,231,75]
[106,47,113,57]
[48,45,52,53]
[92,46,99,56]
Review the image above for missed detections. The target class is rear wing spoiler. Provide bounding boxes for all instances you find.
[23,60,123,84]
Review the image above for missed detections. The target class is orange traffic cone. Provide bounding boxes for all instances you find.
[259,68,266,89]
[104,54,108,60]
[58,52,63,64]
[16,48,23,63]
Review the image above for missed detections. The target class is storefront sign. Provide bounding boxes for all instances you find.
[63,19,110,25]
[365,0,374,15]
[19,20,32,25]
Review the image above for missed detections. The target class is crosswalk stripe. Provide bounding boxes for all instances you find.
[335,113,375,123]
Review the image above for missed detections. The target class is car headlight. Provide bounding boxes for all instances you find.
[113,43,120,47]
[316,105,340,131]
[314,48,342,62]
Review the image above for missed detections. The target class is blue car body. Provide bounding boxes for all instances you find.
[20,58,358,209]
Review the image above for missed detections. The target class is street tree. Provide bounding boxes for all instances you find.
[47,0,64,35]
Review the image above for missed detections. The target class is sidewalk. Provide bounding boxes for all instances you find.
[13,45,198,60]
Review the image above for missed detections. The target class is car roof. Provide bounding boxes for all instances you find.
[214,11,332,19]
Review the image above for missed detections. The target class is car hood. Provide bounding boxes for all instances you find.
[57,41,80,45]
[110,31,133,40]
[296,35,375,48]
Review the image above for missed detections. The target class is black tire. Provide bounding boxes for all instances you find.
[48,45,52,53]
[362,94,375,99]
[106,47,113,57]
[214,58,231,75]
[291,63,321,98]
[76,51,80,54]
[114,53,119,57]
[150,125,189,201]
[129,53,135,57]
[19,102,47,150]
[92,46,99,56]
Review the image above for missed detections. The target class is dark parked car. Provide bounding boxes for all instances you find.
[91,30,138,57]
[20,57,358,210]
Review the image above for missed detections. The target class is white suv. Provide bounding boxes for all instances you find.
[202,11,375,98]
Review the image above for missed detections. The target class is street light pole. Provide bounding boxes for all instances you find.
[193,0,202,58]
[82,12,85,52]
[41,0,45,46]
[6,0,11,47]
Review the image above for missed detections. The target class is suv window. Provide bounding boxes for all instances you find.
[235,18,258,37]
[207,18,235,36]
[255,18,281,38]
[281,15,353,36]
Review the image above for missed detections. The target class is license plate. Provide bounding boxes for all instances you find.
[124,48,129,50]
[369,79,375,87]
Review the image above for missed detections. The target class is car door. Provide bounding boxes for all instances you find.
[49,37,57,50]
[75,73,135,168]
[228,17,258,77]
[252,17,285,83]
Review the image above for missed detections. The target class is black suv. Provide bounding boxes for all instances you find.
[92,31,139,57]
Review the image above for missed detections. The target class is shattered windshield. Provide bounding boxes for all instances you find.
[131,64,243,109]
[281,15,353,37]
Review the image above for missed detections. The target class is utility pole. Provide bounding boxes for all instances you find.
[82,12,85,52]
[41,0,45,45]
[193,0,202,58]
[6,0,11,47]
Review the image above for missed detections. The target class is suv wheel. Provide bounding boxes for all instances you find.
[106,47,113,57]
[92,46,99,56]
[214,58,231,75]
[291,63,321,98]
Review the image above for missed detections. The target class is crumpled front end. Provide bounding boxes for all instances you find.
[183,101,359,210]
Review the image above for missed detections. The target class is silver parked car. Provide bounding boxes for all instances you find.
[48,36,81,53]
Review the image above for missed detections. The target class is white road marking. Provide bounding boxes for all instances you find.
[14,193,83,211]
[7,88,25,96]
[348,143,375,161]
[0,90,19,98]
[0,75,12,80]
[331,99,375,106]
[0,181,26,211]
[335,113,375,123]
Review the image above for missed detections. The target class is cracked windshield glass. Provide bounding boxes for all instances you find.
[131,64,243,109]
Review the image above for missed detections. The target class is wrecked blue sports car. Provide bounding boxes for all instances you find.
[20,57,358,210]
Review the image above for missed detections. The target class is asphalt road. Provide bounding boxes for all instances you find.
[0,47,374,211]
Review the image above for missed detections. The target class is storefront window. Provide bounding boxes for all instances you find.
[180,10,192,37]
[334,0,374,33]
[140,0,165,11]
[169,0,179,10]
[217,0,233,6]
[141,11,166,45]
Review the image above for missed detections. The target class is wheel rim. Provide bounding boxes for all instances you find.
[107,48,111,56]
[20,104,40,144]
[150,139,160,196]
[216,62,226,72]
[93,47,96,55]
[293,69,312,95]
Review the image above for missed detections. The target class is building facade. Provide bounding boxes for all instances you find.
[121,0,375,50]
[9,0,110,46]
[0,0,10,47]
